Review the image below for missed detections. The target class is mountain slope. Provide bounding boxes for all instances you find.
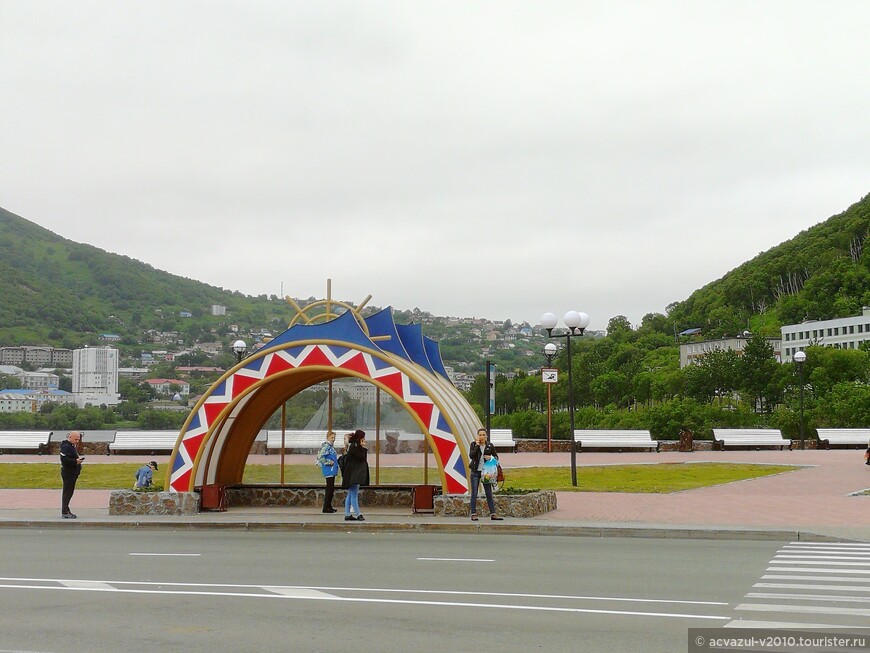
[0,206,285,344]
[666,194,870,337]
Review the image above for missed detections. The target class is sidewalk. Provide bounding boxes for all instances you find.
[1,450,868,542]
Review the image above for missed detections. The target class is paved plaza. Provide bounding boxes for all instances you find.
[1,449,868,542]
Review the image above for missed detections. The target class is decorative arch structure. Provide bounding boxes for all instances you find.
[166,309,480,495]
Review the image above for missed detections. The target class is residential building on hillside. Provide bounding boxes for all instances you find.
[118,367,150,382]
[781,306,870,362]
[72,347,120,407]
[332,378,377,403]
[0,346,72,367]
[211,304,226,316]
[145,378,191,396]
[0,388,75,412]
[679,336,782,368]
[17,371,59,389]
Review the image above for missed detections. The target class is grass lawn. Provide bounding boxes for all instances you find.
[0,462,799,493]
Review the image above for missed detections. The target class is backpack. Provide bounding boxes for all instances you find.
[337,454,347,476]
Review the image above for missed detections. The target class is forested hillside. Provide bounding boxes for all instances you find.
[0,206,303,346]
[667,194,870,338]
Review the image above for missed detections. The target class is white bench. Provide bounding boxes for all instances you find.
[489,428,516,452]
[266,430,340,454]
[573,430,659,452]
[109,431,180,455]
[816,428,870,449]
[713,429,791,451]
[0,431,53,454]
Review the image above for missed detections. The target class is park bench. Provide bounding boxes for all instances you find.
[266,430,337,454]
[489,428,516,452]
[0,431,53,455]
[573,429,659,452]
[109,431,180,455]
[712,428,791,451]
[816,428,870,450]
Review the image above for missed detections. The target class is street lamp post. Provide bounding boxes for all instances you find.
[794,350,806,450]
[541,311,590,487]
[232,339,248,364]
[543,343,558,454]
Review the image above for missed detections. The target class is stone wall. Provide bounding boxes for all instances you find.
[434,490,557,518]
[225,485,414,508]
[109,490,199,515]
[46,441,110,456]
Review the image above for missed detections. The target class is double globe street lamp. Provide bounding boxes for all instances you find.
[541,310,590,487]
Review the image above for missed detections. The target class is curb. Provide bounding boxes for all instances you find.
[0,519,864,543]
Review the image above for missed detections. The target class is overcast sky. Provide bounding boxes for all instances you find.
[1,1,867,331]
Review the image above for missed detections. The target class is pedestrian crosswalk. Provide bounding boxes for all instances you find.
[728,541,870,629]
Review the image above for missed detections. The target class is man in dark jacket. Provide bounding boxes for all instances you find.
[60,431,84,519]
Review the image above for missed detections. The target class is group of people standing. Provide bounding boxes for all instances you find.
[316,429,370,521]
[58,427,506,521]
[315,426,503,521]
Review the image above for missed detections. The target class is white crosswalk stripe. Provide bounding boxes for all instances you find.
[727,541,870,629]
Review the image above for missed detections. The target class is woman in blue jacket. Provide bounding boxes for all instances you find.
[316,432,339,513]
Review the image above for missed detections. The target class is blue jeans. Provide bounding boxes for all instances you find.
[345,483,360,516]
[470,471,495,515]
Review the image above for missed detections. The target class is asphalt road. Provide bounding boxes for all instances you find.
[1,530,867,652]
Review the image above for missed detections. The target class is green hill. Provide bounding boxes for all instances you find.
[666,194,870,337]
[2,193,869,360]
[0,206,293,347]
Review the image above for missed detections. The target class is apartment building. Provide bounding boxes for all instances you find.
[0,346,72,367]
[781,307,870,362]
[679,335,782,368]
[72,347,120,407]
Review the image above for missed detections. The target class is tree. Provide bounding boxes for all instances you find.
[738,335,780,412]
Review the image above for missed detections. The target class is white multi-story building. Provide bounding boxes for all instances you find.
[332,378,378,403]
[680,336,782,368]
[0,388,75,412]
[781,307,870,362]
[17,371,59,389]
[72,347,120,407]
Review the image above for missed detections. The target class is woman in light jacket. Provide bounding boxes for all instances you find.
[341,429,370,521]
[316,432,339,513]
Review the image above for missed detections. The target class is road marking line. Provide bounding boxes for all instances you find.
[736,602,870,617]
[767,567,870,575]
[0,577,729,621]
[0,576,726,606]
[775,554,870,560]
[769,560,870,567]
[762,574,870,583]
[723,620,856,629]
[129,553,201,557]
[60,580,114,590]
[755,583,870,592]
[783,543,870,548]
[747,592,870,604]
[263,587,336,599]
[417,557,494,562]
[0,583,729,621]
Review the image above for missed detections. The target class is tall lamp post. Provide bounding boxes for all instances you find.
[542,343,558,454]
[232,339,248,364]
[794,350,806,450]
[541,311,590,487]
